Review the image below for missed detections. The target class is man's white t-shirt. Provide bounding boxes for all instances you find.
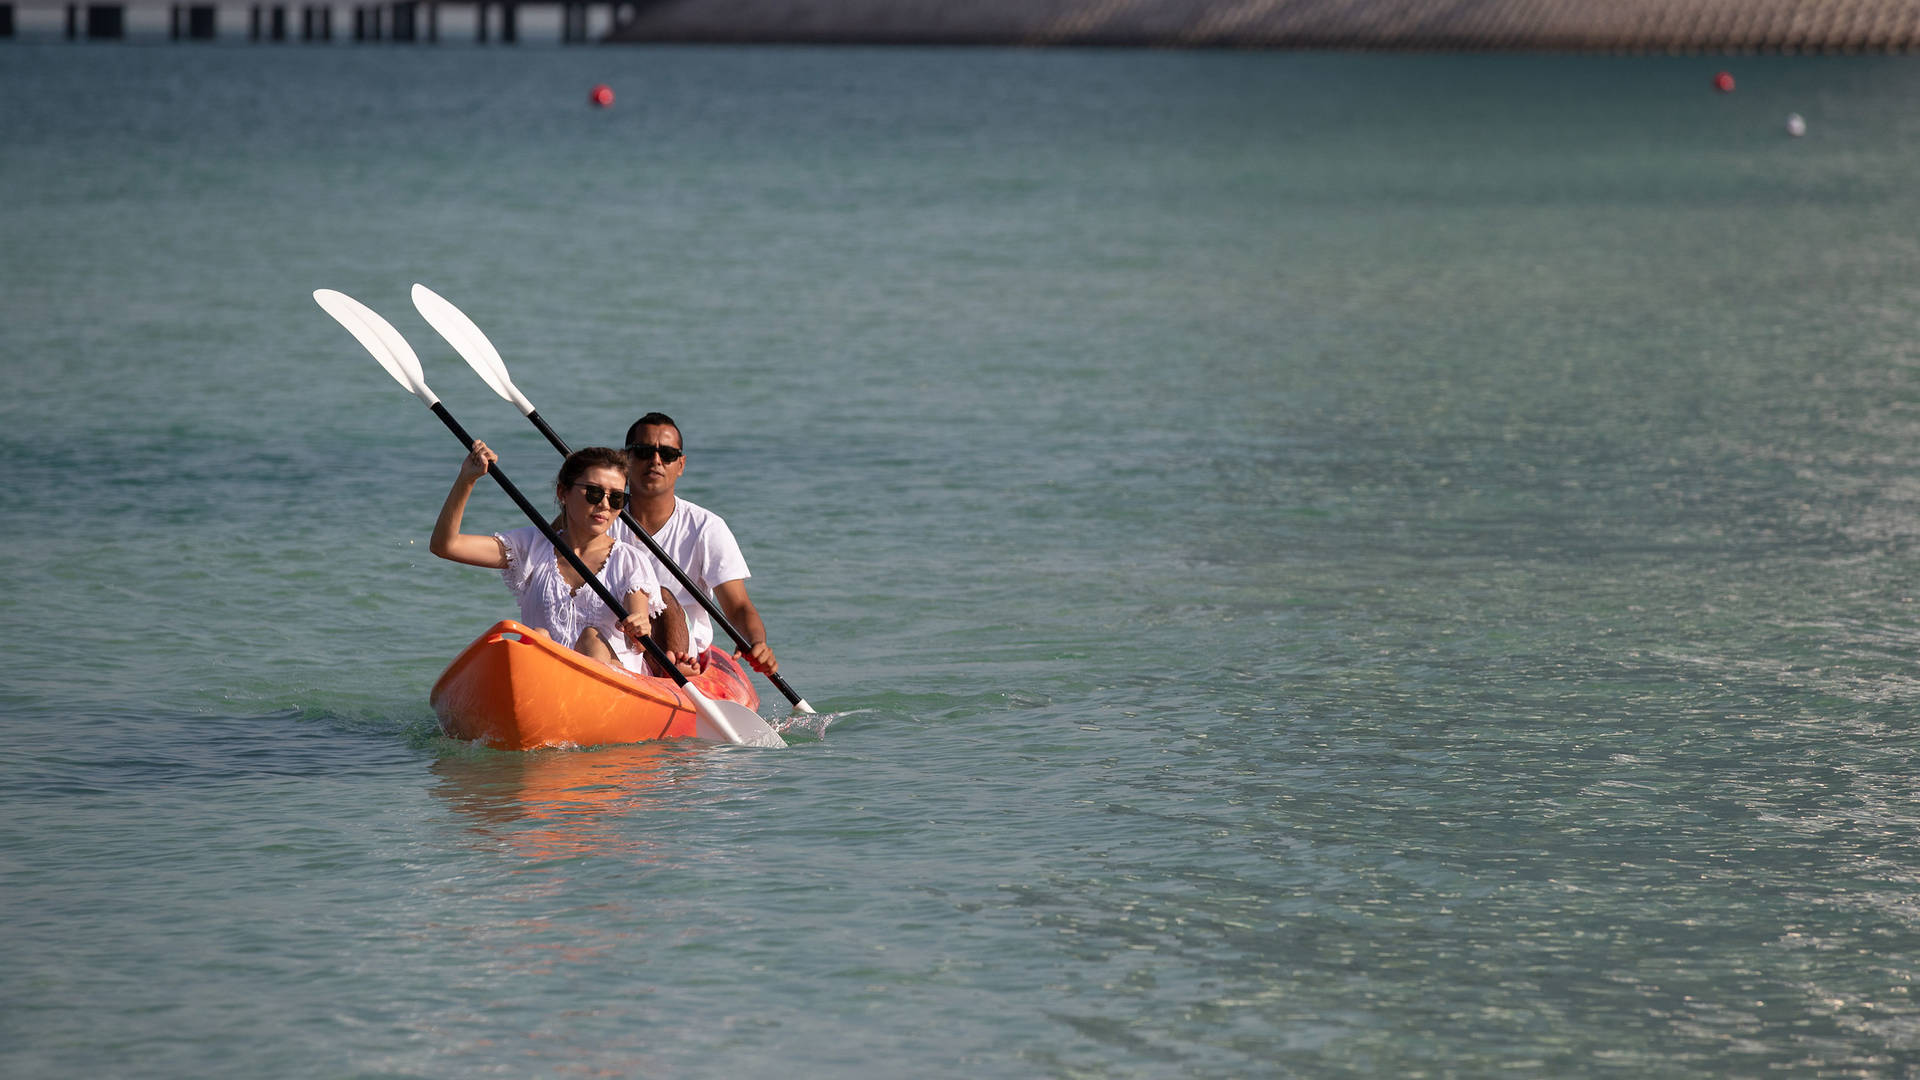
[610,498,750,656]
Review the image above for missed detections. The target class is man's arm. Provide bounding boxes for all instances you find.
[712,579,777,674]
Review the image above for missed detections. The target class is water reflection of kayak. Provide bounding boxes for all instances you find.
[427,744,684,862]
[430,619,762,750]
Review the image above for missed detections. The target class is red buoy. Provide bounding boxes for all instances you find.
[590,84,614,108]
[1712,71,1735,93]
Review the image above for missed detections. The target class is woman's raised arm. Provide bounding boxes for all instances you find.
[429,441,511,568]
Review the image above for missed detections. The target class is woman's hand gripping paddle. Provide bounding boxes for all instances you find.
[410,282,817,714]
[312,288,785,748]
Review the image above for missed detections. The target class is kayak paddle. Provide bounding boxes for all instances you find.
[312,287,785,749]
[410,282,817,714]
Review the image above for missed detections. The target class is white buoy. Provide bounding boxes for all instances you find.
[1786,113,1807,137]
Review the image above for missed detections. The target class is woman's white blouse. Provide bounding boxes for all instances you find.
[495,526,665,672]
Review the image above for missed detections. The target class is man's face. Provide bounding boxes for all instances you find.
[627,423,685,499]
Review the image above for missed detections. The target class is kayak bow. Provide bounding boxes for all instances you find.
[431,620,763,750]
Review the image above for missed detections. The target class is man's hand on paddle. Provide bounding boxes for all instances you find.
[737,641,778,676]
[712,579,779,674]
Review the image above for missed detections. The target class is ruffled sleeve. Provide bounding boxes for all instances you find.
[606,540,666,617]
[494,527,540,599]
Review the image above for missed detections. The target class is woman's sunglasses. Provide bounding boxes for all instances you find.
[626,443,684,464]
[571,483,630,510]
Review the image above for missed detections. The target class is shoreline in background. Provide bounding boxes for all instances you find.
[12,0,1919,51]
[606,0,1920,52]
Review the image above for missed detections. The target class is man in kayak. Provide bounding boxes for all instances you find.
[614,412,784,677]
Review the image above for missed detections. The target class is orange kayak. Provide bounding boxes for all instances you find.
[430,619,763,750]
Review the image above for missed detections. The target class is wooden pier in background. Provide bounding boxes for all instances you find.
[13,0,1920,51]
[0,0,645,41]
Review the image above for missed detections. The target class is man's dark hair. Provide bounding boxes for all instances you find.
[624,412,681,447]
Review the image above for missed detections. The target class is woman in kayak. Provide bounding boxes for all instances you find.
[429,441,691,675]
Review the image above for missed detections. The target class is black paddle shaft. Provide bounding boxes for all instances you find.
[523,407,811,708]
[428,403,692,690]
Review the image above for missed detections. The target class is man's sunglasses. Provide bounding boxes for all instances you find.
[571,483,630,510]
[626,443,685,464]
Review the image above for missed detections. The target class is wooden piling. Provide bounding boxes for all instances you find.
[85,3,122,37]
[302,4,332,41]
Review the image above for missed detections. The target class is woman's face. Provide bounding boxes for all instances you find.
[559,464,629,539]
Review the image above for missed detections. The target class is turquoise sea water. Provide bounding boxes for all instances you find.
[6,42,1920,1076]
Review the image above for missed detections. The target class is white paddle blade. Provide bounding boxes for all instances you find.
[314,289,437,406]
[411,284,536,416]
[688,688,787,748]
